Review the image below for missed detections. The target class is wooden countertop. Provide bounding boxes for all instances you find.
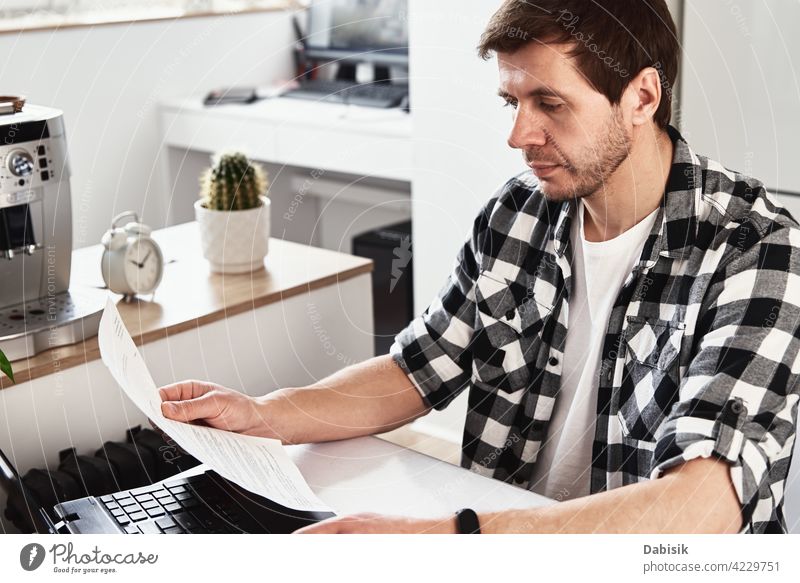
[0,221,372,388]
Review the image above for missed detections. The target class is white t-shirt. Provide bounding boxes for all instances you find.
[529,200,660,501]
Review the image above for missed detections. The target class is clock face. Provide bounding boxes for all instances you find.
[123,239,162,294]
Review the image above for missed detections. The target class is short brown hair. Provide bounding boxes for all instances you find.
[478,0,679,128]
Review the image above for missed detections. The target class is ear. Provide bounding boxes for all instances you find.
[626,66,663,127]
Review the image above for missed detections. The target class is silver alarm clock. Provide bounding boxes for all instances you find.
[101,211,164,301]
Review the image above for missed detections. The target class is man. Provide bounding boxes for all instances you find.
[159,0,799,534]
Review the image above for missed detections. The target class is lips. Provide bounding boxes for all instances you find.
[529,162,561,177]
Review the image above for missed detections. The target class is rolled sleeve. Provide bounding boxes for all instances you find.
[649,225,800,533]
[390,199,496,411]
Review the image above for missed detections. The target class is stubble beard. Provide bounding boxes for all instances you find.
[528,108,632,203]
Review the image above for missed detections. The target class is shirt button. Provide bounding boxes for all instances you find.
[728,400,744,415]
[548,356,559,367]
[505,309,515,320]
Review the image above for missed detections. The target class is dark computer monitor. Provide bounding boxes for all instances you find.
[305,0,408,67]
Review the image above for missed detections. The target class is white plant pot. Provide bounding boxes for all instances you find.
[194,196,270,274]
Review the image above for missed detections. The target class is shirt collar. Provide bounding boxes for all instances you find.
[550,124,702,263]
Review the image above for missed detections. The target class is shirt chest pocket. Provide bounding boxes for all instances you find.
[471,269,551,392]
[617,316,686,442]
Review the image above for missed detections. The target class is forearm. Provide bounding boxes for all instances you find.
[479,458,742,534]
[256,355,429,444]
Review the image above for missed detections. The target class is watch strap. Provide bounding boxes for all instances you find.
[455,508,481,534]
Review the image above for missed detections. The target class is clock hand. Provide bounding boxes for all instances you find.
[129,250,152,269]
[133,250,152,268]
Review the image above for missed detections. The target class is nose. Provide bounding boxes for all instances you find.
[507,106,548,150]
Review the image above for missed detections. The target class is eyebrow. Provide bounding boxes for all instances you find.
[497,87,566,101]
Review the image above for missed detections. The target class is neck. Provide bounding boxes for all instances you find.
[581,127,673,242]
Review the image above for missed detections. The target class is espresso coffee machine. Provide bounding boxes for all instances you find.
[0,105,103,362]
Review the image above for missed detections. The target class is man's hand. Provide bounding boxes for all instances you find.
[294,512,456,534]
[159,380,270,437]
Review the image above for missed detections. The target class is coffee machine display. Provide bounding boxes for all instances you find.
[0,105,104,362]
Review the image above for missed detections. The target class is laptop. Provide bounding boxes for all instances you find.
[56,469,336,534]
[1,448,335,534]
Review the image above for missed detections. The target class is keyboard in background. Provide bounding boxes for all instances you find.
[281,80,409,108]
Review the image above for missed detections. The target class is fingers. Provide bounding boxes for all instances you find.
[158,380,213,404]
[161,392,223,424]
[293,517,342,534]
[293,513,381,534]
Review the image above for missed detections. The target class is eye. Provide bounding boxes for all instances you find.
[502,99,518,110]
[540,101,563,113]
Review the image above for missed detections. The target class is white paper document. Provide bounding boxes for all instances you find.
[98,297,332,513]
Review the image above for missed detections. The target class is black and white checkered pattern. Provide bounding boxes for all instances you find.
[390,125,800,533]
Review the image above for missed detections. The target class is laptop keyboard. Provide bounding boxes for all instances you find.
[282,80,409,108]
[99,475,241,534]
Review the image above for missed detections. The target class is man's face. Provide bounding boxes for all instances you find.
[498,42,632,202]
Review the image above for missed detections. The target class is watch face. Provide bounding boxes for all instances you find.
[124,239,162,294]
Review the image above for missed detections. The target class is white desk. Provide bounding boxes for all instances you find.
[290,436,554,516]
[160,96,413,183]
[186,436,554,518]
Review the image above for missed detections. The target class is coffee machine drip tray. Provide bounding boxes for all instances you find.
[0,289,106,361]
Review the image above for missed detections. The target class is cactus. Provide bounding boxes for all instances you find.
[199,151,268,211]
[0,347,13,383]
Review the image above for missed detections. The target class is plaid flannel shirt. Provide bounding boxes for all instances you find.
[390,125,800,533]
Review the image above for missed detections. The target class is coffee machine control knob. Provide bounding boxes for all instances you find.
[7,149,34,177]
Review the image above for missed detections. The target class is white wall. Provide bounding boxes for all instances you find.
[680,1,800,199]
[0,11,296,250]
[408,0,519,311]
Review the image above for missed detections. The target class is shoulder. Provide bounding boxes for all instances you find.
[698,154,799,233]
[696,154,800,257]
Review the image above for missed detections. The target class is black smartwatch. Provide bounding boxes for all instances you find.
[454,508,481,534]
